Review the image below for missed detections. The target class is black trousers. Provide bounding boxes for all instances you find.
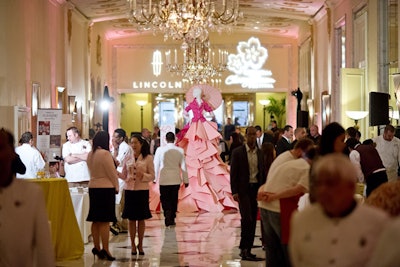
[160,184,180,226]
[238,183,259,250]
[366,170,388,197]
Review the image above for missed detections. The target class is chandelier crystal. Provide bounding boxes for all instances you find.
[165,39,228,83]
[127,0,242,42]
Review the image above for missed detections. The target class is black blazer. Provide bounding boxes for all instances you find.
[230,145,266,196]
[257,133,274,148]
[276,137,292,156]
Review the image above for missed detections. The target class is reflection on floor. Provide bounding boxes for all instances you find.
[57,211,266,267]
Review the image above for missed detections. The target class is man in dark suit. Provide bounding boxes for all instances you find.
[276,125,293,156]
[255,125,274,149]
[223,117,236,141]
[230,126,266,261]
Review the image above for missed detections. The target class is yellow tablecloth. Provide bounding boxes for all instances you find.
[30,178,84,261]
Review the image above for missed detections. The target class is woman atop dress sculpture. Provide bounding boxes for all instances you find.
[176,85,238,212]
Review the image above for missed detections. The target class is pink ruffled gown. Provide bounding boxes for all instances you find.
[174,99,238,212]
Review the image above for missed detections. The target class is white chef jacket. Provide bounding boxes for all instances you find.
[62,139,92,182]
[290,203,389,267]
[373,135,400,182]
[15,143,45,179]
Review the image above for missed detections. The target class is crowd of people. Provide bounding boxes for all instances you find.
[3,85,400,265]
[228,121,400,266]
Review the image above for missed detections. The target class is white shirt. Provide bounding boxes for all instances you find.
[0,178,55,266]
[112,141,133,203]
[257,136,263,148]
[269,150,296,170]
[15,143,45,179]
[62,139,92,182]
[114,141,133,173]
[290,203,388,267]
[259,158,309,212]
[348,149,364,183]
[153,143,188,186]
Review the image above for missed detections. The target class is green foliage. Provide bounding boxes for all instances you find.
[265,96,286,128]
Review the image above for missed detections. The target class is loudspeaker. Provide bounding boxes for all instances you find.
[297,110,309,128]
[395,126,400,139]
[369,92,390,126]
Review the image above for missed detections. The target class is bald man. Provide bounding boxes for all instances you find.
[290,154,389,267]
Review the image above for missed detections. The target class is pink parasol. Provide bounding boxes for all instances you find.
[186,84,223,110]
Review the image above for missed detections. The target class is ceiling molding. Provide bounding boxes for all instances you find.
[69,0,326,40]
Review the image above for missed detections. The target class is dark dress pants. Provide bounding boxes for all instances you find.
[238,183,259,250]
[160,184,180,226]
[261,208,291,267]
[366,170,388,197]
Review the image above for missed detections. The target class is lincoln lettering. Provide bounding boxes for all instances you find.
[132,81,183,89]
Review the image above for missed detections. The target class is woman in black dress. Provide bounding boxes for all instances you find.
[86,131,119,261]
[119,134,155,255]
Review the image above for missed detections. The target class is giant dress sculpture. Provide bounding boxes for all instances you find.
[150,84,238,213]
[177,85,237,212]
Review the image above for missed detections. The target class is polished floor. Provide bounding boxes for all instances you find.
[57,211,266,267]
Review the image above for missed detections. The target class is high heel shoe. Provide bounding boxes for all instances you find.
[138,246,145,255]
[131,244,137,255]
[92,247,104,259]
[100,249,116,261]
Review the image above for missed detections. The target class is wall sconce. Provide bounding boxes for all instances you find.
[68,96,76,114]
[32,82,40,116]
[345,111,369,129]
[307,99,314,124]
[68,95,77,122]
[56,86,65,110]
[321,94,331,128]
[136,100,148,130]
[259,99,270,131]
[102,85,114,133]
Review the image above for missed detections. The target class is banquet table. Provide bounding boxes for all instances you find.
[30,178,84,261]
[70,189,91,243]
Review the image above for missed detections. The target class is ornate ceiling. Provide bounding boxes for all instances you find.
[67,0,328,40]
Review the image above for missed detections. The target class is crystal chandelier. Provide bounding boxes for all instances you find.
[165,39,228,83]
[127,0,242,42]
